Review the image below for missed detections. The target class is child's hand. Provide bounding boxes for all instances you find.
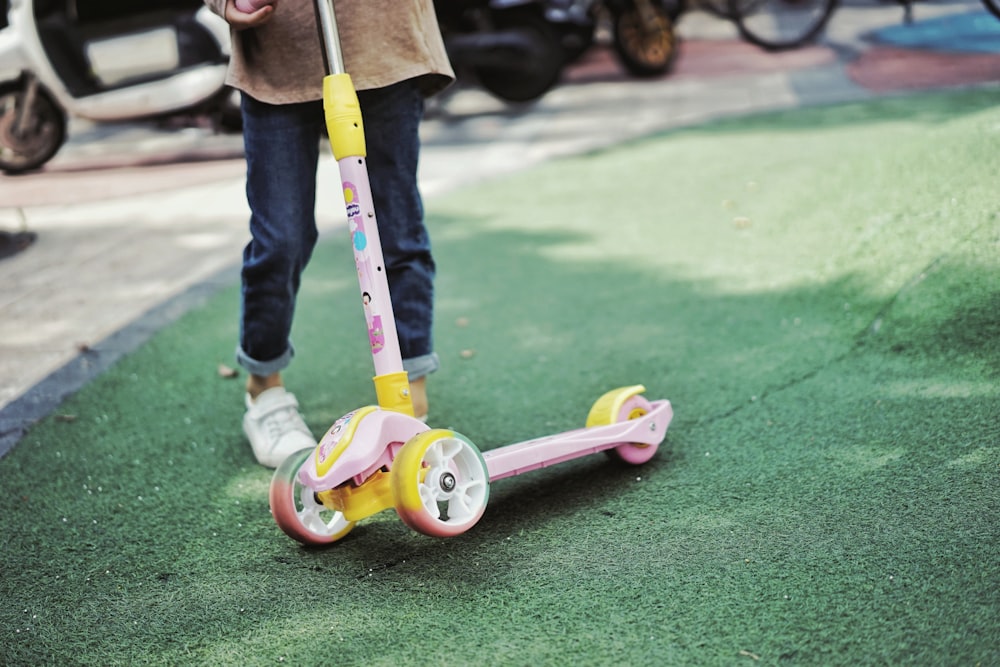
[226,0,276,30]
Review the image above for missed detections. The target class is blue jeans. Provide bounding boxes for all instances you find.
[237,79,438,381]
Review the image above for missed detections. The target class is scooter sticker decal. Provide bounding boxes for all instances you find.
[318,410,355,464]
[344,183,367,254]
[362,292,385,352]
[345,181,384,355]
[314,405,380,478]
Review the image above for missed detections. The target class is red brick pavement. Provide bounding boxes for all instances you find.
[847,45,1000,92]
[567,39,1000,92]
[564,39,837,84]
[0,146,245,209]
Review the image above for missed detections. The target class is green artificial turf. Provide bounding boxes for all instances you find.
[2,89,998,666]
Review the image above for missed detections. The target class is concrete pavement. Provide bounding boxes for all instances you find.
[1,0,998,454]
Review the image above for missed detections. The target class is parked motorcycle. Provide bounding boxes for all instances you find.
[0,0,236,174]
[434,0,586,103]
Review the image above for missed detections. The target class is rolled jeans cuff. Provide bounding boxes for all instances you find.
[403,352,439,381]
[236,343,294,378]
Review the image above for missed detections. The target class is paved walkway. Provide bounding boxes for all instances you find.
[1,1,998,453]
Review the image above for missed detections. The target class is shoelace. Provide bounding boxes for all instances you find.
[259,404,308,445]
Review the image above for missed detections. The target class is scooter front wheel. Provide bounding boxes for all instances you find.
[270,448,355,545]
[392,430,490,538]
[0,79,66,174]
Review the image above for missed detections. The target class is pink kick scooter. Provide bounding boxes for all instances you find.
[243,0,674,545]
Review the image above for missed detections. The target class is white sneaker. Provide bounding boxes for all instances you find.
[243,387,316,468]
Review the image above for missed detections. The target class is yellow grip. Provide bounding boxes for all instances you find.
[323,73,366,160]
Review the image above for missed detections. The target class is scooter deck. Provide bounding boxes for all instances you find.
[483,399,673,482]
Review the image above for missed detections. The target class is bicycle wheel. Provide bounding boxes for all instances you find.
[983,0,1000,21]
[729,0,837,51]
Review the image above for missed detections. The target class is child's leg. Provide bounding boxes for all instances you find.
[237,95,324,378]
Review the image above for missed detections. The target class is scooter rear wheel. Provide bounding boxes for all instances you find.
[0,80,66,174]
[588,393,660,465]
[270,448,356,545]
[392,430,490,537]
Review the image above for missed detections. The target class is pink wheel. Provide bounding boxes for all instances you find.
[611,395,659,464]
[391,430,490,537]
[588,393,660,465]
[269,448,355,545]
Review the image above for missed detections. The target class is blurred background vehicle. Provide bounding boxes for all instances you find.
[435,0,679,103]
[0,0,238,173]
[727,0,1000,52]
[557,0,679,77]
[435,0,576,103]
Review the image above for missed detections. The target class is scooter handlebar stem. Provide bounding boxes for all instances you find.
[229,0,345,76]
[313,0,410,409]
[314,0,346,75]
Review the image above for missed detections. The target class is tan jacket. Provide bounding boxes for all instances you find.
[204,0,454,103]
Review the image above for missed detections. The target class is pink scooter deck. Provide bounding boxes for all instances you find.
[484,400,673,481]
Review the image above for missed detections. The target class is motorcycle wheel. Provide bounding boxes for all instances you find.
[612,1,680,78]
[0,80,67,174]
[474,10,565,103]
